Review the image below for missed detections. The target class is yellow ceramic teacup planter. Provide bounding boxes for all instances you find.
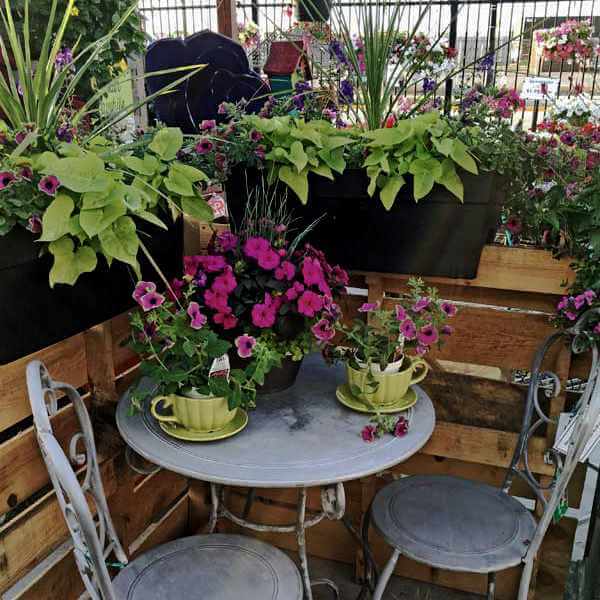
[150,389,236,433]
[347,356,429,408]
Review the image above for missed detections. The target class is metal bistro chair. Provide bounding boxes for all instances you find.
[26,361,303,600]
[361,308,600,600]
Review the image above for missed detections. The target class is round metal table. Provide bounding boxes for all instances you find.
[117,353,435,599]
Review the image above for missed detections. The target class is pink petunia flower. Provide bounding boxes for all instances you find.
[395,305,407,321]
[593,323,600,335]
[275,260,296,281]
[442,324,454,335]
[215,231,238,252]
[235,334,257,358]
[204,288,230,312]
[565,311,578,321]
[557,296,570,311]
[195,138,214,154]
[244,236,270,259]
[311,318,336,342]
[297,290,324,317]
[0,171,16,190]
[197,255,227,272]
[441,301,457,317]
[412,297,430,312]
[133,281,157,303]
[332,265,349,286]
[187,301,207,329]
[358,302,379,313]
[285,282,305,301]
[167,278,186,301]
[251,301,277,328]
[361,425,377,442]
[200,119,217,131]
[38,175,60,196]
[583,290,596,305]
[140,291,165,312]
[574,294,587,310]
[183,255,201,278]
[26,214,42,233]
[400,318,417,340]
[302,257,329,294]
[415,344,428,356]
[257,248,281,270]
[214,312,238,329]
[212,268,237,294]
[393,417,409,437]
[417,324,439,346]
[19,166,33,181]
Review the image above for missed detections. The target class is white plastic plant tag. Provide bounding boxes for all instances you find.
[209,355,230,381]
[554,411,600,462]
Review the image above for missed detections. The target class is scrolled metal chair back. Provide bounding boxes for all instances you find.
[26,361,128,600]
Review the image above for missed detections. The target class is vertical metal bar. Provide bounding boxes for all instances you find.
[486,2,498,87]
[444,0,458,114]
[296,487,313,600]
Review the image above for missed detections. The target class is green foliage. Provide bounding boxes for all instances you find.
[1,128,211,286]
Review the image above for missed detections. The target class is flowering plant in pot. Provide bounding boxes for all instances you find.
[327,279,456,440]
[169,186,349,393]
[128,279,275,435]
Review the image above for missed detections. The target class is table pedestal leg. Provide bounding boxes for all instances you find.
[206,483,221,534]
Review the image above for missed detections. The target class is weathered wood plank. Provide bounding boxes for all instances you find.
[0,335,87,432]
[111,312,139,376]
[84,323,117,406]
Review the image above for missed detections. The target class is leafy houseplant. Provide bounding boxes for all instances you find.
[128,280,273,423]
[168,186,349,393]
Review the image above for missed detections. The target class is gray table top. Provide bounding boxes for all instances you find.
[116,353,436,488]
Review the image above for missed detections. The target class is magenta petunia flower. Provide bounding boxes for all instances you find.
[361,425,377,442]
[200,119,217,131]
[412,297,430,312]
[332,265,349,286]
[565,311,578,321]
[197,255,227,272]
[38,175,60,196]
[311,318,336,342]
[285,281,305,301]
[133,281,157,303]
[244,236,270,259]
[275,260,296,281]
[212,268,237,294]
[274,224,287,234]
[195,138,214,154]
[400,318,417,340]
[417,324,439,346]
[235,334,257,358]
[143,321,158,339]
[0,171,16,189]
[19,166,33,181]
[557,296,570,311]
[140,291,165,312]
[298,290,324,317]
[506,216,522,234]
[214,311,238,330]
[183,255,201,278]
[442,324,454,335]
[194,271,207,287]
[395,305,407,321]
[574,294,587,310]
[204,288,229,312]
[584,290,596,305]
[26,214,42,233]
[415,344,428,356]
[358,302,379,313]
[302,257,325,287]
[187,301,207,329]
[594,323,600,334]
[167,278,185,301]
[393,416,409,437]
[441,301,457,317]
[257,248,281,270]
[251,301,277,328]
[250,129,263,142]
[215,231,238,252]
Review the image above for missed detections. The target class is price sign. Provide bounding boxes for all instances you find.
[521,77,559,100]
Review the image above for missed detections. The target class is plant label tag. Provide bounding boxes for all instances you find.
[209,355,230,381]
[521,77,559,100]
[554,411,600,462]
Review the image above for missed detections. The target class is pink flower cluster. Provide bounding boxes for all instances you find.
[536,20,597,63]
[556,290,600,329]
[169,229,349,344]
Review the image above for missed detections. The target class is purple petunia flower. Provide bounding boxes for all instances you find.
[415,344,428,356]
[417,324,439,346]
[358,302,379,313]
[477,53,495,72]
[140,291,165,312]
[19,166,33,181]
[15,131,26,144]
[55,47,73,69]
[244,236,270,259]
[133,281,157,303]
[26,214,42,233]
[400,318,417,340]
[441,301,457,317]
[559,131,576,146]
[361,424,377,442]
[339,79,354,105]
[442,324,454,335]
[200,119,217,131]
[38,175,60,196]
[422,78,436,93]
[394,416,409,437]
[195,138,214,154]
[56,125,73,143]
[235,334,257,358]
[395,305,407,321]
[250,129,263,142]
[187,301,207,329]
[215,231,238,252]
[329,39,349,66]
[257,248,281,270]
[413,297,430,312]
[0,171,16,189]
[298,290,324,318]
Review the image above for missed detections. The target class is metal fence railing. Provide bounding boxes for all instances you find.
[138,0,600,124]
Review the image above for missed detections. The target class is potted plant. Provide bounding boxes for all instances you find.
[168,184,349,393]
[332,278,455,409]
[128,280,274,439]
[0,0,208,363]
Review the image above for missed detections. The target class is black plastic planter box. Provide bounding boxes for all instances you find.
[297,0,331,21]
[225,168,504,280]
[0,221,182,365]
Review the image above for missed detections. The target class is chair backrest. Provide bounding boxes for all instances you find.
[26,361,128,600]
[501,309,600,599]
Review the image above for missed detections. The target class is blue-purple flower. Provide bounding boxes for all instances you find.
[329,39,349,66]
[477,53,495,72]
[339,79,354,105]
[422,78,436,93]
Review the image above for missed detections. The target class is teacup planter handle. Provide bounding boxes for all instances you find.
[408,358,429,385]
[150,396,179,424]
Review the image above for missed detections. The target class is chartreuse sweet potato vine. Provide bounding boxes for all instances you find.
[24,127,211,286]
[240,112,478,209]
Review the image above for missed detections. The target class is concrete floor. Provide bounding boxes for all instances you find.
[290,553,482,600]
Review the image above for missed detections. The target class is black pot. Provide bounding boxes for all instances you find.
[0,221,183,365]
[258,355,304,395]
[297,0,331,21]
[225,167,504,279]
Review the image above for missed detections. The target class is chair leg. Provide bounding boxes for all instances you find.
[487,572,496,600]
[372,548,401,600]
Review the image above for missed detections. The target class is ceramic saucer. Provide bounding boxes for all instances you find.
[158,409,248,442]
[335,384,418,414]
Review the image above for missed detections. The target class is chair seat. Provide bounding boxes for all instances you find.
[371,475,537,573]
[113,533,303,599]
